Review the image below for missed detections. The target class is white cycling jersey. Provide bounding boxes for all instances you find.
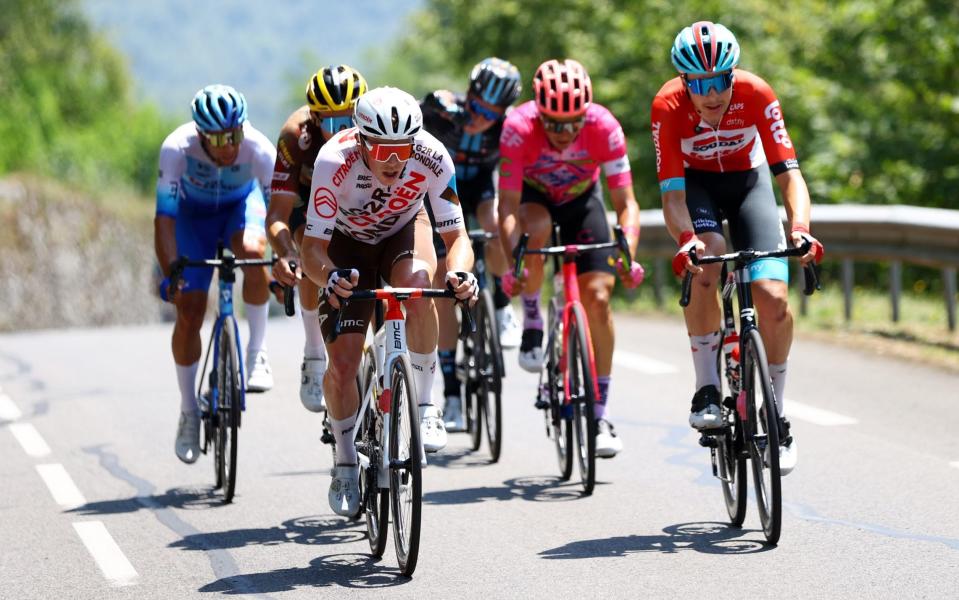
[305,128,464,244]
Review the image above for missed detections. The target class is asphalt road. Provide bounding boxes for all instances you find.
[1,313,957,599]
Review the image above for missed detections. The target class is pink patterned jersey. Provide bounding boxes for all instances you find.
[498,101,632,205]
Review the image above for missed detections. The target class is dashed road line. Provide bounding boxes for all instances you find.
[0,393,21,422]
[36,463,87,509]
[786,399,858,426]
[73,521,138,586]
[8,423,52,457]
[613,350,679,375]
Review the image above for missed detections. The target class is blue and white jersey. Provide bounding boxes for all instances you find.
[155,122,276,217]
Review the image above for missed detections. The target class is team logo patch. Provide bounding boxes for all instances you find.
[313,187,338,218]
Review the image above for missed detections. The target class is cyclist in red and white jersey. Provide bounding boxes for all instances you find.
[300,86,477,516]
[652,21,825,474]
[498,59,644,459]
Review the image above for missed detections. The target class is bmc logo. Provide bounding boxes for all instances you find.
[763,100,793,148]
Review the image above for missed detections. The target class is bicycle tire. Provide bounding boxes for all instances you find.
[546,299,572,480]
[743,328,782,544]
[464,324,483,452]
[719,328,747,526]
[476,290,503,462]
[567,304,597,495]
[357,369,388,556]
[218,318,241,503]
[389,356,422,577]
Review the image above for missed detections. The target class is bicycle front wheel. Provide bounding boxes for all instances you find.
[568,304,597,496]
[463,328,483,452]
[357,373,388,556]
[217,318,241,503]
[389,356,422,577]
[743,328,781,544]
[718,408,747,526]
[475,289,503,462]
[546,300,572,480]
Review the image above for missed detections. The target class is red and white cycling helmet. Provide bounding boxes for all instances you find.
[533,59,592,118]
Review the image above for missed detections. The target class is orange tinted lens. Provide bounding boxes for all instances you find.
[371,142,413,162]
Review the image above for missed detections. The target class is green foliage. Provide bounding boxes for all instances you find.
[0,0,174,193]
[379,0,959,209]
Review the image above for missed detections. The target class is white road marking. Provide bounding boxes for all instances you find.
[73,521,138,586]
[0,393,22,422]
[613,350,679,375]
[9,423,52,457]
[36,463,87,509]
[786,399,858,426]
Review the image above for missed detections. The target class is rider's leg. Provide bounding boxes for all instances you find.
[578,271,615,417]
[516,202,551,371]
[752,277,792,417]
[323,333,363,465]
[172,291,208,414]
[479,196,521,347]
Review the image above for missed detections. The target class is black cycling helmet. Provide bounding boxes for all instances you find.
[468,57,522,108]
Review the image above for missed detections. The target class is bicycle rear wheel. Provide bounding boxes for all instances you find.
[567,304,597,496]
[546,300,573,480]
[389,356,422,577]
[463,329,483,452]
[475,289,503,462]
[743,328,781,544]
[217,318,241,503]
[718,408,747,526]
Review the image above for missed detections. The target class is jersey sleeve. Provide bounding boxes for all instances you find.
[595,110,632,190]
[427,147,465,234]
[497,111,531,192]
[271,125,301,197]
[751,78,799,175]
[155,135,185,218]
[650,94,687,193]
[304,148,341,241]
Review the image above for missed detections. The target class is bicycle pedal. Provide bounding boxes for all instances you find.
[534,398,549,410]
[722,396,736,410]
[698,433,718,448]
[320,430,334,445]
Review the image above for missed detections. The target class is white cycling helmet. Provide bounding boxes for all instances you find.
[353,86,423,140]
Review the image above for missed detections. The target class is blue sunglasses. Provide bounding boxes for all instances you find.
[468,98,503,121]
[319,115,354,134]
[685,72,734,96]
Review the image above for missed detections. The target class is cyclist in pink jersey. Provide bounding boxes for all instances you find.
[498,59,644,458]
[652,21,825,474]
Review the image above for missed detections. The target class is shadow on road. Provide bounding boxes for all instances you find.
[67,486,225,515]
[198,552,407,593]
[169,515,366,551]
[425,475,593,505]
[426,445,494,469]
[539,521,772,558]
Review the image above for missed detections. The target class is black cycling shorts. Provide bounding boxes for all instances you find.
[520,182,616,276]
[430,170,496,258]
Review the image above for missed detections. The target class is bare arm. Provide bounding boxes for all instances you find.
[300,235,337,289]
[776,169,811,231]
[661,189,695,243]
[439,228,475,275]
[608,185,641,256]
[497,188,522,265]
[266,191,298,258]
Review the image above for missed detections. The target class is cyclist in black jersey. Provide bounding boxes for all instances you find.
[421,57,522,431]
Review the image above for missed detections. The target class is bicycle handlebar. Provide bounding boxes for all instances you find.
[512,225,632,278]
[679,241,822,308]
[167,254,277,301]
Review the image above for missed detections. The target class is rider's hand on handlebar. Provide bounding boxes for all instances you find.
[790,225,825,265]
[446,271,478,305]
[272,255,300,287]
[324,268,359,310]
[672,231,705,277]
[616,258,645,289]
[502,267,528,297]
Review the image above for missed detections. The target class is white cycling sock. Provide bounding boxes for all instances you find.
[300,307,326,360]
[408,350,437,408]
[245,300,269,356]
[176,361,199,414]
[330,414,358,465]
[769,361,787,418]
[690,332,722,391]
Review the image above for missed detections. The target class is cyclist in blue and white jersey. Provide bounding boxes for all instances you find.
[154,84,277,464]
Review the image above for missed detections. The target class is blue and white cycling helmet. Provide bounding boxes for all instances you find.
[191,84,248,132]
[671,21,740,74]
[469,57,522,108]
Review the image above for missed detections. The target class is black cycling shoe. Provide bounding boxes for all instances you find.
[689,384,722,429]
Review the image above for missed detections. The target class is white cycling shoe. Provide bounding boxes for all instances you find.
[595,419,623,458]
[246,350,274,392]
[518,328,544,373]
[300,357,327,412]
[328,464,360,517]
[443,395,466,432]
[496,305,522,349]
[420,404,448,453]
[689,385,723,430]
[175,411,200,464]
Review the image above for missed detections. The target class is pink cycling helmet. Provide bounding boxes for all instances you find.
[533,59,592,118]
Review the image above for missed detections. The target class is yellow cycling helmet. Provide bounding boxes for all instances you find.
[306,64,368,113]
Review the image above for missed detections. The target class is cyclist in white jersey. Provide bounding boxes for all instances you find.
[301,86,477,516]
[155,85,277,464]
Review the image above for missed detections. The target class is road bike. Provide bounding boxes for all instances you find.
[680,242,820,544]
[458,229,505,462]
[514,225,632,496]
[168,245,275,503]
[323,272,474,576]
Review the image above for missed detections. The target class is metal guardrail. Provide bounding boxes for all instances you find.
[621,205,959,331]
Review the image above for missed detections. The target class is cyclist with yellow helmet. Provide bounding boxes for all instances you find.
[268,65,368,413]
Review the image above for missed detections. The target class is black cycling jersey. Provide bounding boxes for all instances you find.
[420,91,503,183]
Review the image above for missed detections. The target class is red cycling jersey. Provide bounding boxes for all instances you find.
[650,69,798,193]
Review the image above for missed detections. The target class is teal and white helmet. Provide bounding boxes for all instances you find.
[191,84,247,132]
[671,21,740,74]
